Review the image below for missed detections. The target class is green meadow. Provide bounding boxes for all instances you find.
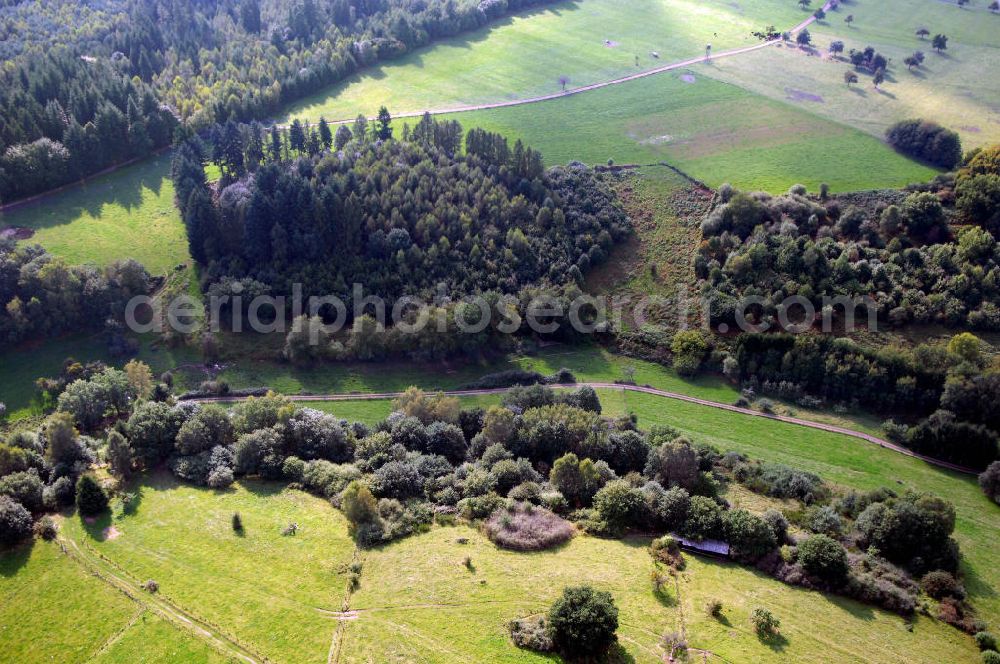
[438,70,938,192]
[0,154,188,276]
[0,539,232,663]
[279,0,803,123]
[708,0,1000,148]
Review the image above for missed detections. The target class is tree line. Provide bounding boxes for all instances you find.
[0,239,152,346]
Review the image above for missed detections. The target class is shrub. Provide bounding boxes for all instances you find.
[671,330,708,376]
[341,481,379,526]
[644,437,699,491]
[980,461,1000,504]
[921,570,963,599]
[232,512,243,532]
[509,615,554,652]
[724,509,777,562]
[683,496,724,540]
[175,406,234,455]
[750,607,780,638]
[797,534,849,584]
[369,460,423,500]
[42,477,75,511]
[282,456,306,482]
[233,427,285,479]
[976,632,998,652]
[207,466,235,489]
[592,480,644,535]
[75,475,108,517]
[34,515,57,541]
[285,408,353,462]
[807,505,843,535]
[484,503,574,551]
[0,496,33,546]
[983,651,1000,664]
[458,492,506,520]
[0,470,44,513]
[639,483,690,531]
[762,509,788,543]
[548,586,619,658]
[705,599,723,618]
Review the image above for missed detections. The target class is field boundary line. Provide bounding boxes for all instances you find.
[188,377,977,475]
[279,1,835,127]
[58,535,268,664]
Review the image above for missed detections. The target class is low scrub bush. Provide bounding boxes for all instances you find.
[975,632,997,652]
[484,503,574,551]
[509,615,554,652]
[0,496,32,545]
[750,607,780,638]
[33,515,57,541]
[921,570,964,600]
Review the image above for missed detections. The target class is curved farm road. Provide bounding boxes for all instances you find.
[192,379,977,476]
[0,3,831,214]
[306,1,834,125]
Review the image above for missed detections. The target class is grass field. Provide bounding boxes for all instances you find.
[61,473,357,664]
[0,154,188,276]
[34,478,981,664]
[278,0,804,123]
[437,70,938,192]
[0,539,231,663]
[707,0,1000,149]
[344,524,973,663]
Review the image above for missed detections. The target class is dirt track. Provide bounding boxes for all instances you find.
[189,378,978,476]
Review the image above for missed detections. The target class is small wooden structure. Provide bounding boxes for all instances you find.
[671,534,730,559]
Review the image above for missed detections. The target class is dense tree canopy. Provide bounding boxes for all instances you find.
[173,115,630,308]
[0,240,151,346]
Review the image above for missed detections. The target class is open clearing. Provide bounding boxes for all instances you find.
[60,473,356,664]
[439,71,937,191]
[0,153,189,276]
[278,0,803,123]
[0,539,231,663]
[8,414,983,663]
[708,0,1000,148]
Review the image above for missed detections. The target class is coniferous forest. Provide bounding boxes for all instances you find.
[0,0,558,202]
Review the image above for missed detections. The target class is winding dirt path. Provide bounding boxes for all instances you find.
[188,378,978,476]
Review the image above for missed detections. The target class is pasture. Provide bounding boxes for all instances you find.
[708,0,1000,148]
[0,154,188,276]
[278,0,804,123]
[60,473,357,664]
[0,539,231,663]
[439,71,938,192]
